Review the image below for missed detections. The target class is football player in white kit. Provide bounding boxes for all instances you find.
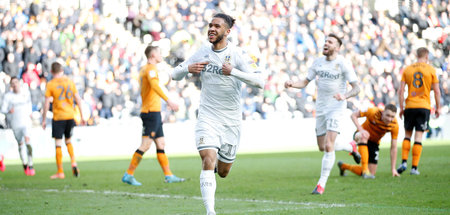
[285,34,360,194]
[1,77,35,176]
[172,13,264,215]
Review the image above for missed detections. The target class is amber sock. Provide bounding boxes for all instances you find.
[56,146,63,173]
[412,142,422,170]
[358,143,369,173]
[66,142,77,166]
[126,150,144,175]
[401,138,411,163]
[342,163,363,176]
[157,149,173,176]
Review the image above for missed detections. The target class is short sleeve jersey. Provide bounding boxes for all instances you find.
[401,62,439,110]
[306,55,358,115]
[360,107,399,144]
[45,76,78,120]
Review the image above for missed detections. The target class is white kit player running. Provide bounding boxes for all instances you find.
[285,34,360,195]
[172,13,264,215]
[1,77,35,176]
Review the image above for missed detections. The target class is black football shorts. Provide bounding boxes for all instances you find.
[52,119,75,139]
[404,108,430,131]
[140,112,164,139]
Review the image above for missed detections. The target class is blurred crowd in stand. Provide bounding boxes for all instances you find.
[0,0,448,128]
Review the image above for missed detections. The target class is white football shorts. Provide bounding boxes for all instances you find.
[315,110,343,136]
[12,126,30,143]
[195,119,241,163]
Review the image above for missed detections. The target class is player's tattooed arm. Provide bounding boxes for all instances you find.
[344,82,360,99]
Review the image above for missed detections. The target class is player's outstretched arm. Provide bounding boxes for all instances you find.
[390,139,400,177]
[284,79,309,89]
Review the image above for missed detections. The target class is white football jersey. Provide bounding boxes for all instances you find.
[306,55,358,116]
[1,89,32,129]
[173,42,262,125]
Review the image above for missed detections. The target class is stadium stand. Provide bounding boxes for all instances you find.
[0,0,448,127]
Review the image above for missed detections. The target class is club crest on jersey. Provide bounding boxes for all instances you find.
[149,70,157,78]
[225,55,230,63]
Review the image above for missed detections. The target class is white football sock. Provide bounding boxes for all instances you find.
[26,143,33,166]
[18,143,27,166]
[317,151,335,188]
[200,170,216,214]
[334,140,353,152]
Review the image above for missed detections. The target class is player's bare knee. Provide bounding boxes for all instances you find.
[325,145,334,152]
[201,157,216,170]
[155,142,165,149]
[55,139,63,147]
[139,145,150,152]
[154,137,165,148]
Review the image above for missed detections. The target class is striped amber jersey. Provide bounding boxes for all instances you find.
[401,62,439,110]
[139,63,169,113]
[45,76,78,120]
[360,107,399,144]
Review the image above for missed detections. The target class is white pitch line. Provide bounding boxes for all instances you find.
[9,188,347,209]
[220,206,316,214]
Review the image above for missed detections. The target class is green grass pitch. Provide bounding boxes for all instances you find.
[1,141,449,214]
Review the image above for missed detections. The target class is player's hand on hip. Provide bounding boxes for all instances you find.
[284,80,293,88]
[188,62,208,74]
[222,63,232,76]
[333,93,346,101]
[167,100,179,112]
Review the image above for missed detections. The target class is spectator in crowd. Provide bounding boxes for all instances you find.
[0,0,448,125]
[21,63,40,87]
[3,53,18,78]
